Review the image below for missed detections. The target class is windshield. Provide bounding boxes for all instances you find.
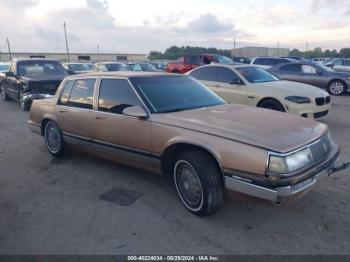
[236,67,279,83]
[215,55,234,64]
[130,76,225,113]
[0,64,10,72]
[17,61,67,76]
[140,63,157,71]
[106,63,129,71]
[316,63,334,73]
[68,63,93,71]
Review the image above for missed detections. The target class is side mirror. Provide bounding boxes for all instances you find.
[5,71,15,77]
[317,70,323,75]
[123,105,148,119]
[229,79,243,85]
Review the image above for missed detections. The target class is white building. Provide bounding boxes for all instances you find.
[232,47,290,58]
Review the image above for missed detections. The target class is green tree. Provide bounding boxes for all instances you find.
[340,48,350,58]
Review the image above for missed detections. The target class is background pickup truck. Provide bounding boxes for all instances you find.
[166,54,234,74]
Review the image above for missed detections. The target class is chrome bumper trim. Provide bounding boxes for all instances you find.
[23,94,54,102]
[225,161,336,202]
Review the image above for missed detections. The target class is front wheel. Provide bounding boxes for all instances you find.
[1,86,11,101]
[258,99,285,112]
[328,80,346,95]
[19,91,31,111]
[173,150,224,216]
[44,121,66,157]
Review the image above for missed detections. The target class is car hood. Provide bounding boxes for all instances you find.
[252,80,329,97]
[151,104,327,153]
[20,74,67,82]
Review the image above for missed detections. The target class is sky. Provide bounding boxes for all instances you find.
[0,0,349,54]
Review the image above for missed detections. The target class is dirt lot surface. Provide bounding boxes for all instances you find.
[0,96,349,255]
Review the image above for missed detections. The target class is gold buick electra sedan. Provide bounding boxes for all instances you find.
[28,72,348,216]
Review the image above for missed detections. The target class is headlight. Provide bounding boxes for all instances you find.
[285,96,311,104]
[268,148,313,175]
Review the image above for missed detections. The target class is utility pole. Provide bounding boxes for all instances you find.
[63,22,70,62]
[306,41,309,52]
[7,38,12,61]
[277,41,280,56]
[233,37,236,49]
[97,45,100,62]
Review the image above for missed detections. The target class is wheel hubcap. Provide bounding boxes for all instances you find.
[174,160,203,210]
[330,82,344,95]
[46,124,61,153]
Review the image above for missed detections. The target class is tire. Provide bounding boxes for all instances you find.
[19,90,31,111]
[173,149,224,216]
[44,121,66,157]
[327,80,346,95]
[1,86,11,101]
[258,98,285,112]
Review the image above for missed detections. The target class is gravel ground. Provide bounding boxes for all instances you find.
[0,96,349,255]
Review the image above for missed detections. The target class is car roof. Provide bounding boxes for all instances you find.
[65,71,181,80]
[13,58,61,63]
[188,64,264,71]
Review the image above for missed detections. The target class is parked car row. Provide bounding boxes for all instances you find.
[1,55,348,216]
[25,71,348,216]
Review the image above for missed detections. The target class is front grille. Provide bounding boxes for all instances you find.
[314,110,328,118]
[30,81,61,95]
[309,135,332,165]
[315,96,331,106]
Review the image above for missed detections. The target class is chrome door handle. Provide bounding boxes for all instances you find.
[59,110,67,113]
[95,116,106,120]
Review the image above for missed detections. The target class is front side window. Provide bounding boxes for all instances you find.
[333,59,342,65]
[236,67,279,83]
[58,80,75,105]
[68,79,96,109]
[130,76,224,113]
[98,79,140,114]
[302,65,317,74]
[217,67,240,83]
[185,56,201,65]
[106,63,129,71]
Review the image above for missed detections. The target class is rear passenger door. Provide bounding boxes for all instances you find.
[56,78,96,138]
[93,78,152,154]
[277,64,302,82]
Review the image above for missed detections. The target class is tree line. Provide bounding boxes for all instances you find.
[149,46,231,60]
[149,45,350,60]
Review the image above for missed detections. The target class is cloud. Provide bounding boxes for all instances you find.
[187,13,233,34]
[310,0,350,14]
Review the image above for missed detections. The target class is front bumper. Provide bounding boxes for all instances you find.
[224,147,345,202]
[22,93,54,103]
[286,101,331,119]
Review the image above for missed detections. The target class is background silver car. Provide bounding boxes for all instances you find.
[269,62,350,95]
[324,58,350,73]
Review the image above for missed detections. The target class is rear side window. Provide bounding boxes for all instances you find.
[217,67,240,83]
[333,59,342,65]
[68,79,96,109]
[189,67,217,81]
[302,65,317,74]
[58,80,75,105]
[279,64,301,73]
[343,60,350,66]
[185,56,201,65]
[98,79,140,114]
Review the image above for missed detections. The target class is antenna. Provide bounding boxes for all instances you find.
[64,22,70,62]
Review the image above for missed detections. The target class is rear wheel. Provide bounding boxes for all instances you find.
[44,121,66,157]
[328,80,346,95]
[19,90,31,111]
[258,98,285,112]
[173,150,224,216]
[1,86,10,101]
